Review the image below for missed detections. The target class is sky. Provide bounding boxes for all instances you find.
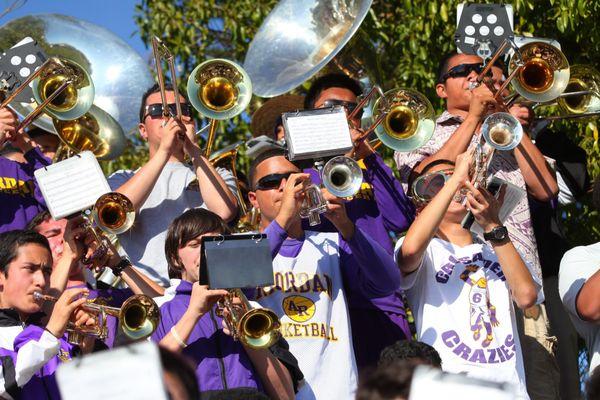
[0,0,147,56]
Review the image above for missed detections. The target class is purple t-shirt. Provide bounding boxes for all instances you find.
[0,148,50,233]
[304,152,414,368]
[151,280,264,393]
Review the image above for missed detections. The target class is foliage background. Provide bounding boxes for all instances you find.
[126,0,600,245]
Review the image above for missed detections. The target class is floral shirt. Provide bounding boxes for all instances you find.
[393,111,542,283]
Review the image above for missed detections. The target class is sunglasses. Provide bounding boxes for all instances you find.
[440,63,492,83]
[143,103,193,120]
[411,169,454,204]
[321,99,363,118]
[255,172,293,191]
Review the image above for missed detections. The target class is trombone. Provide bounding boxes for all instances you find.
[34,292,159,345]
[151,36,184,121]
[0,57,94,131]
[216,288,280,349]
[187,58,252,158]
[80,192,135,270]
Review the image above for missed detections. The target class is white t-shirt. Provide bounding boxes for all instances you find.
[108,162,236,286]
[559,242,600,373]
[255,231,357,400]
[394,237,541,400]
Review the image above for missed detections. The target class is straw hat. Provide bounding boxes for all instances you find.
[250,94,304,138]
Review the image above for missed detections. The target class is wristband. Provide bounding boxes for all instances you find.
[111,257,131,277]
[170,326,187,348]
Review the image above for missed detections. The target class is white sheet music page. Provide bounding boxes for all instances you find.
[285,107,352,160]
[34,151,110,219]
[57,341,168,400]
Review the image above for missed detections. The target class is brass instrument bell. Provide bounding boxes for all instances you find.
[321,156,363,198]
[481,112,523,151]
[217,289,281,349]
[509,42,570,103]
[92,192,135,235]
[557,64,600,115]
[187,59,252,120]
[371,88,435,152]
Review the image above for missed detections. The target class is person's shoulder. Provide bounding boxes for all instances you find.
[560,243,600,286]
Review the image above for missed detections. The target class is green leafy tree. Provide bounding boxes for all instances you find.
[134,0,600,243]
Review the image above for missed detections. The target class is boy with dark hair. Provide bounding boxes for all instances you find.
[301,72,415,371]
[0,229,92,399]
[0,107,51,233]
[108,83,238,286]
[152,208,295,399]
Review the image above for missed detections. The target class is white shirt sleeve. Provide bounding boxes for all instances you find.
[559,245,599,320]
[214,166,238,197]
[394,236,431,291]
[107,169,135,191]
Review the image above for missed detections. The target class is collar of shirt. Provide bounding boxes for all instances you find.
[437,110,464,125]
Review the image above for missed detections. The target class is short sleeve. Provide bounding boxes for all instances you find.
[107,170,135,191]
[559,246,597,320]
[215,166,237,197]
[393,236,431,291]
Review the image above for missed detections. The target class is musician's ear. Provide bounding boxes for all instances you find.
[247,191,259,209]
[436,82,448,99]
[138,123,148,141]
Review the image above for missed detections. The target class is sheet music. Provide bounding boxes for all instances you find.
[34,151,110,219]
[284,107,353,160]
[57,341,168,400]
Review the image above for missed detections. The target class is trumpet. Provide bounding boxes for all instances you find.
[34,292,160,345]
[0,57,94,131]
[216,289,280,349]
[187,59,252,158]
[299,156,363,226]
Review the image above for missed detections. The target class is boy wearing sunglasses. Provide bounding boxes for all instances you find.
[247,149,401,400]
[394,51,560,399]
[107,84,238,287]
[396,151,539,399]
[303,73,415,370]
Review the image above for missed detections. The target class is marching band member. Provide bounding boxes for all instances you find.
[394,52,561,399]
[0,108,50,234]
[152,208,296,399]
[108,84,238,286]
[247,149,401,399]
[0,230,93,399]
[303,73,415,369]
[395,151,539,399]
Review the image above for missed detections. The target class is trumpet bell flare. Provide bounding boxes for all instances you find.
[239,309,281,349]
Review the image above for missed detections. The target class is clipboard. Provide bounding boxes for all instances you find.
[200,234,274,289]
[34,151,111,219]
[282,106,353,161]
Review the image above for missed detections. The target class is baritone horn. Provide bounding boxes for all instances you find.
[556,64,600,116]
[187,59,252,157]
[371,88,435,152]
[216,289,281,349]
[34,292,160,345]
[0,57,94,131]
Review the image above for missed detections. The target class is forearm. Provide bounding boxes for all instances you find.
[115,150,170,211]
[49,255,78,296]
[400,177,462,273]
[491,238,537,309]
[576,269,600,322]
[120,266,165,297]
[514,134,558,201]
[158,310,200,353]
[190,149,238,222]
[415,116,478,173]
[245,347,295,400]
[342,227,400,296]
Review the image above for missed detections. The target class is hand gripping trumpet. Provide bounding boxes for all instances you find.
[216,289,281,349]
[34,292,160,345]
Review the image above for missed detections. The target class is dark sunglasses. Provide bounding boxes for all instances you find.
[321,99,363,118]
[440,63,492,83]
[255,172,293,191]
[143,103,193,120]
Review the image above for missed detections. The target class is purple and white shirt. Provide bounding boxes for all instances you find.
[394,111,542,282]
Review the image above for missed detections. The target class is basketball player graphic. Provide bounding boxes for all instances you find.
[460,265,499,348]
